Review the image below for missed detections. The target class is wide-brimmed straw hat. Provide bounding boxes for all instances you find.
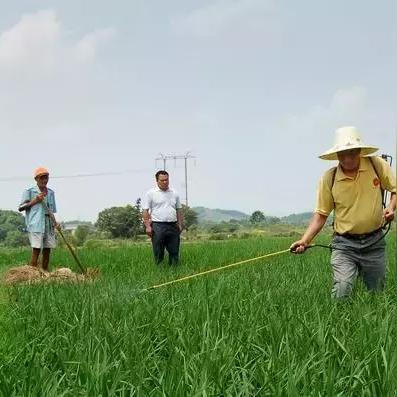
[319,126,378,160]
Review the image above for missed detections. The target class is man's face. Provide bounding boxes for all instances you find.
[35,174,49,189]
[337,148,361,171]
[157,174,169,191]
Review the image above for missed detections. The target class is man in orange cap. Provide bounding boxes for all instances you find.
[19,167,60,270]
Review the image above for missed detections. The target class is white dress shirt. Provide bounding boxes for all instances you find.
[142,187,182,222]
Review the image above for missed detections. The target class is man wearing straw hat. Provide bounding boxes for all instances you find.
[290,126,396,298]
[19,167,60,271]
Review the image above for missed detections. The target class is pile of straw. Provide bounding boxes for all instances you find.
[3,265,98,285]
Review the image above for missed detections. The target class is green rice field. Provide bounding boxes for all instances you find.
[0,235,396,396]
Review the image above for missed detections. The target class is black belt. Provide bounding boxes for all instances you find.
[152,221,177,224]
[335,227,382,240]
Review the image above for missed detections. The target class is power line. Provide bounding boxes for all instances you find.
[0,168,153,182]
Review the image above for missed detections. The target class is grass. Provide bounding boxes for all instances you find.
[0,234,395,396]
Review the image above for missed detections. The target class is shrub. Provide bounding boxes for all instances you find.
[3,231,29,247]
[238,232,253,239]
[209,233,228,241]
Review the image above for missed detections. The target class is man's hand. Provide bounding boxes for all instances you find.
[146,225,153,238]
[384,206,395,223]
[290,239,309,254]
[33,192,46,204]
[18,200,30,212]
[55,223,61,231]
[178,224,183,234]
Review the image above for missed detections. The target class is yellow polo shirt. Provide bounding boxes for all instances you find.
[315,156,396,234]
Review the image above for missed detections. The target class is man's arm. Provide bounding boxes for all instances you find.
[142,209,152,237]
[290,212,328,253]
[176,208,184,232]
[18,191,46,212]
[51,190,57,214]
[384,192,396,223]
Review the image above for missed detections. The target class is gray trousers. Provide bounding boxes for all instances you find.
[151,222,180,265]
[331,230,386,298]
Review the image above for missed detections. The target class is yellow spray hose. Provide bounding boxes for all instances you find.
[145,248,291,291]
[144,222,393,292]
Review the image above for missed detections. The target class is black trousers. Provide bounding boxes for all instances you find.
[151,222,180,265]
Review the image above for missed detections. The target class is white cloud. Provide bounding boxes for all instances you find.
[72,28,116,63]
[0,10,60,70]
[254,87,373,213]
[0,9,115,72]
[281,86,371,144]
[0,9,117,145]
[172,0,281,41]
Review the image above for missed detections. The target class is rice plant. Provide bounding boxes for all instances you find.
[0,235,395,396]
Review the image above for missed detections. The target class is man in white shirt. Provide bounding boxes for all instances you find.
[142,171,184,265]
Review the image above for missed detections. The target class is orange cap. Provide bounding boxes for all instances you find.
[34,167,49,178]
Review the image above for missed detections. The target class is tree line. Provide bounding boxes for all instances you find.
[0,200,199,247]
[0,204,314,247]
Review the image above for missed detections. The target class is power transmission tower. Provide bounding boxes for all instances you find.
[156,153,167,170]
[155,152,196,206]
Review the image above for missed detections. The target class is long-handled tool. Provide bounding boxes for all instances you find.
[41,201,86,274]
[55,225,86,274]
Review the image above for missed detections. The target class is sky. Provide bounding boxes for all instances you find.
[0,0,396,222]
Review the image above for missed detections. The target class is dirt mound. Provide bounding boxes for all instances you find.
[3,265,99,285]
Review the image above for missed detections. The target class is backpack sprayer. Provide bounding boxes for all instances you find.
[380,153,393,208]
[303,153,394,253]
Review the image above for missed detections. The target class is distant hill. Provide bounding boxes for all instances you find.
[193,207,249,223]
[63,220,94,231]
[60,209,314,226]
[280,212,313,225]
[192,207,314,225]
